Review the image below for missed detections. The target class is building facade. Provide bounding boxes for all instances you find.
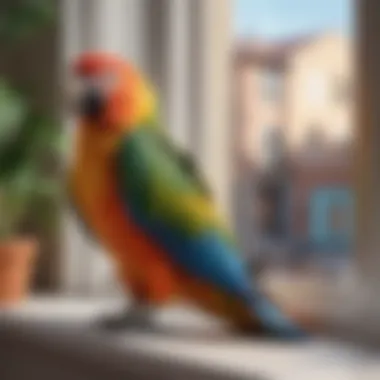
[234,33,354,262]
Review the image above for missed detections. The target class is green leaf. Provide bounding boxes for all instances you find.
[0,80,28,144]
[0,82,64,237]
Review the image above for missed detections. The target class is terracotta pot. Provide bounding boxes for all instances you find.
[0,238,38,306]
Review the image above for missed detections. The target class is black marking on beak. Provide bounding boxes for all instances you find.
[79,88,105,120]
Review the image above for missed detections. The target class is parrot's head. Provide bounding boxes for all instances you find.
[72,52,157,132]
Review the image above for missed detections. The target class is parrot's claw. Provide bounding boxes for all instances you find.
[99,305,154,332]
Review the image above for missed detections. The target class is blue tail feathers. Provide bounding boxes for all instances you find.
[249,293,308,339]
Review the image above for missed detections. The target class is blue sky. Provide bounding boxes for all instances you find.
[234,0,353,39]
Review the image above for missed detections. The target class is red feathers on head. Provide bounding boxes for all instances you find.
[74,52,122,76]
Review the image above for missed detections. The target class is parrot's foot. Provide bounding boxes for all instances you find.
[99,304,154,332]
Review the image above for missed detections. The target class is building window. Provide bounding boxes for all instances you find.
[330,203,350,234]
[305,125,325,153]
[257,181,288,240]
[262,69,283,101]
[309,187,354,251]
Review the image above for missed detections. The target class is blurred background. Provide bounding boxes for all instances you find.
[233,0,354,275]
[10,1,380,378]
[0,0,357,316]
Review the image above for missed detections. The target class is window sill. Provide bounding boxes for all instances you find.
[0,297,378,380]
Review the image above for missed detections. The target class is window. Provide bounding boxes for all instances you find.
[262,69,283,101]
[305,125,325,152]
[330,203,350,233]
[261,126,285,167]
[257,181,288,239]
[309,187,354,252]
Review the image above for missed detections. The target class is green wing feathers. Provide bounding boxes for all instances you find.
[117,126,236,244]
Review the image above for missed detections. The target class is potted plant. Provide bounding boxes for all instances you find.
[0,80,63,305]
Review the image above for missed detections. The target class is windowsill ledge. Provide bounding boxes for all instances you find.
[0,297,378,380]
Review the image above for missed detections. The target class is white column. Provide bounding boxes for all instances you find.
[165,0,192,148]
[143,0,167,104]
[190,0,232,215]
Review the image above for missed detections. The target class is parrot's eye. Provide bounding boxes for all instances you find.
[68,71,118,119]
[75,74,115,120]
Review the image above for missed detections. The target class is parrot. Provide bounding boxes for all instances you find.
[68,52,306,339]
